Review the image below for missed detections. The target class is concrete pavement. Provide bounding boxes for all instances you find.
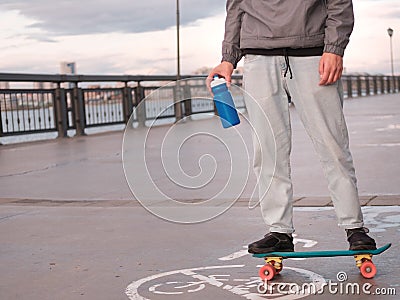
[0,205,398,299]
[0,93,399,299]
[0,93,400,203]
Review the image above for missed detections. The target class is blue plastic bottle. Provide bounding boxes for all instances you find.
[211,76,240,128]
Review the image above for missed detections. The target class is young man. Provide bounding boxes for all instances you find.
[207,0,376,253]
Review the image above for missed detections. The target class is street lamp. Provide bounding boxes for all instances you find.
[387,28,394,77]
[174,0,183,121]
[176,0,181,81]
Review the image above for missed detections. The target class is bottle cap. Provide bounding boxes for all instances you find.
[210,76,226,88]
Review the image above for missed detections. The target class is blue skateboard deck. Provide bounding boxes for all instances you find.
[254,243,391,280]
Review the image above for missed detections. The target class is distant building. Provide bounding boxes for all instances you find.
[194,66,212,75]
[60,61,76,89]
[0,82,10,89]
[34,82,56,89]
[60,61,76,75]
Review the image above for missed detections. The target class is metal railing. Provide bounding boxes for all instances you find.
[0,89,57,135]
[342,75,400,98]
[0,73,399,140]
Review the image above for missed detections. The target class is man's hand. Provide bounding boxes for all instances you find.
[319,53,343,86]
[206,61,234,94]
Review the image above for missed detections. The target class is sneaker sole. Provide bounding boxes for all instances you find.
[248,246,294,254]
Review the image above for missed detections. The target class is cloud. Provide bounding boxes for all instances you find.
[358,1,400,20]
[0,0,224,36]
[382,8,400,20]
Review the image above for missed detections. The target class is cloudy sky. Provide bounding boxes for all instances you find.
[0,0,399,75]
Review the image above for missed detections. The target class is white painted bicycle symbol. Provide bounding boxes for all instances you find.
[149,280,207,295]
[126,236,324,299]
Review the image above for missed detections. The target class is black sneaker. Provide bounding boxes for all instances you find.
[248,232,294,254]
[346,227,377,250]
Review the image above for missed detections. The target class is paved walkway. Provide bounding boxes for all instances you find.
[0,93,399,300]
[1,205,398,300]
[0,93,399,205]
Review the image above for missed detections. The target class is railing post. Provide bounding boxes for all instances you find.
[390,77,393,93]
[174,82,183,122]
[183,83,192,117]
[347,76,353,98]
[373,76,378,95]
[0,99,3,144]
[392,76,397,93]
[356,76,362,97]
[365,76,370,96]
[73,85,86,136]
[123,82,133,124]
[0,95,3,138]
[380,76,385,94]
[55,83,68,138]
[397,76,400,93]
[386,76,391,94]
[135,82,146,127]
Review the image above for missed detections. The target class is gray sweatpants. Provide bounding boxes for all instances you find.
[243,55,364,234]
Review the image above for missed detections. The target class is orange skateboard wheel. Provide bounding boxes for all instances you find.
[259,264,276,281]
[360,260,377,279]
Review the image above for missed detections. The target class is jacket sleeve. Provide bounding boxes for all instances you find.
[324,0,354,56]
[222,0,244,68]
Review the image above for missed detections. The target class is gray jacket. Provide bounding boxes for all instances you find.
[222,0,354,67]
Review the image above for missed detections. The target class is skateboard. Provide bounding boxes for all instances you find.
[253,243,391,280]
